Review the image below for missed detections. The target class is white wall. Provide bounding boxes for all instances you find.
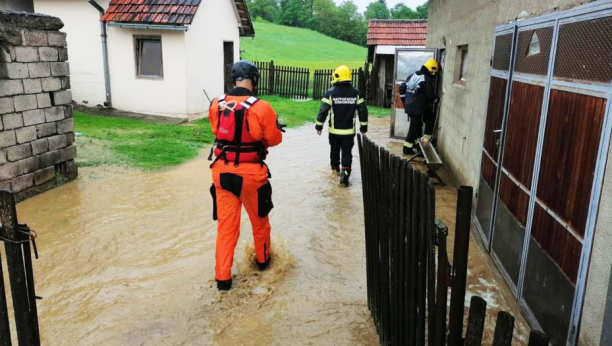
[34,0,110,107]
[185,0,241,119]
[106,27,187,118]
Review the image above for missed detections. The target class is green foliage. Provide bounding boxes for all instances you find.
[247,0,280,22]
[240,22,366,70]
[416,2,429,18]
[365,1,390,20]
[391,3,417,19]
[278,0,316,28]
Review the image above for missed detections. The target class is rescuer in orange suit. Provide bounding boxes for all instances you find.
[208,60,285,291]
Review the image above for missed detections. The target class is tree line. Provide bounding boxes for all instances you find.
[247,0,429,46]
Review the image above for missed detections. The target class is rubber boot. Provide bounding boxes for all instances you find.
[216,278,232,291]
[403,142,415,156]
[256,258,271,271]
[331,165,340,176]
[340,168,350,187]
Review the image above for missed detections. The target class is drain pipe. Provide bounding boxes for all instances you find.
[87,0,112,107]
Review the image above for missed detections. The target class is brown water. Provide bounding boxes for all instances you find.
[4,118,529,345]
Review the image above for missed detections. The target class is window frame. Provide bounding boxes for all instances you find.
[133,35,164,80]
[455,45,469,84]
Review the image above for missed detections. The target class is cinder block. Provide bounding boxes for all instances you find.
[34,166,55,185]
[45,106,64,122]
[61,76,70,90]
[2,113,23,130]
[0,63,29,79]
[8,47,16,61]
[57,118,74,134]
[36,122,57,138]
[23,109,45,126]
[38,47,59,62]
[66,132,75,145]
[19,156,40,175]
[23,30,48,47]
[0,149,6,164]
[0,180,10,190]
[41,77,61,92]
[64,105,73,118]
[0,48,11,63]
[65,159,77,174]
[0,80,24,97]
[14,47,39,63]
[23,79,42,94]
[16,126,37,144]
[59,145,76,162]
[0,130,16,148]
[7,143,32,162]
[11,173,34,192]
[13,94,37,112]
[58,48,69,62]
[40,150,60,168]
[31,138,48,155]
[28,62,51,78]
[0,97,14,115]
[48,134,67,151]
[0,161,20,181]
[51,90,72,106]
[37,93,51,108]
[50,62,69,77]
[47,32,67,47]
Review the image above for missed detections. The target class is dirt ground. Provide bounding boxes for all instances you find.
[2,117,529,345]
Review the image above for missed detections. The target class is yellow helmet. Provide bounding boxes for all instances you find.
[332,65,352,84]
[424,59,440,75]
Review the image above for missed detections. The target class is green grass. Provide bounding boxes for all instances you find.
[241,22,367,70]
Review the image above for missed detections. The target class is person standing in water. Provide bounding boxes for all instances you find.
[208,60,285,291]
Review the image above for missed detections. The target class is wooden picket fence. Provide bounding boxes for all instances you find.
[312,67,366,100]
[357,135,549,346]
[253,60,309,99]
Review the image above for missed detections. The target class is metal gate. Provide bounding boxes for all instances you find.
[474,2,612,345]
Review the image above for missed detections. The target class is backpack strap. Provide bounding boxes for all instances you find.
[240,96,259,109]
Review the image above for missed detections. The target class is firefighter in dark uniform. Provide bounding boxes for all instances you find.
[399,59,440,155]
[315,65,369,187]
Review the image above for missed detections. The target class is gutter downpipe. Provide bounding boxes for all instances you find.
[87,0,112,107]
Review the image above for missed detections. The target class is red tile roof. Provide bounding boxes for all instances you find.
[367,19,428,46]
[101,0,202,25]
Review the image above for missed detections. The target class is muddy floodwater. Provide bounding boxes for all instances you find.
[5,118,529,345]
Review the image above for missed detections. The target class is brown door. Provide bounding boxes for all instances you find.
[223,42,234,93]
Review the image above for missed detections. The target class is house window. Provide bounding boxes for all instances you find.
[456,45,469,83]
[135,36,163,78]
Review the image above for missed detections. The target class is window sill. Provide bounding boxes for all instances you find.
[136,76,164,81]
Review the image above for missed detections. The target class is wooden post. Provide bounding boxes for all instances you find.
[434,220,450,346]
[269,60,275,95]
[464,296,487,346]
[426,182,437,346]
[448,186,473,346]
[0,249,12,346]
[0,190,35,346]
[492,312,515,346]
[20,225,40,346]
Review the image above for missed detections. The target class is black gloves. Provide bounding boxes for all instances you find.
[276,118,287,133]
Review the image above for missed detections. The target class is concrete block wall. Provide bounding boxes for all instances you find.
[0,11,77,199]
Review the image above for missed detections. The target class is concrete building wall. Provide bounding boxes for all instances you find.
[0,11,78,200]
[427,0,611,345]
[34,0,110,107]
[185,0,241,119]
[106,27,187,118]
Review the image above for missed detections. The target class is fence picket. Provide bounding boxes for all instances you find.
[527,331,550,346]
[492,312,515,346]
[465,296,487,346]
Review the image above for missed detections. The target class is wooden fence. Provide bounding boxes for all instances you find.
[357,135,549,346]
[0,190,41,346]
[312,68,366,100]
[253,61,309,99]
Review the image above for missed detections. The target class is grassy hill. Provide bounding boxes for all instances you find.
[241,22,367,70]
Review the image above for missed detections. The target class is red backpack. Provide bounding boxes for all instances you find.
[210,95,266,166]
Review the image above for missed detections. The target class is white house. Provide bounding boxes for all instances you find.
[34,0,255,119]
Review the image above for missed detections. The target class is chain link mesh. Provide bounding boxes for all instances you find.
[515,27,554,76]
[492,33,513,71]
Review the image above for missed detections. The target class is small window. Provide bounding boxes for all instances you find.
[135,36,163,78]
[527,32,541,56]
[455,45,469,83]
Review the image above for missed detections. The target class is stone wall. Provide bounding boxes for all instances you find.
[0,10,77,200]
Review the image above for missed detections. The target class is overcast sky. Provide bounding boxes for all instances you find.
[336,0,427,13]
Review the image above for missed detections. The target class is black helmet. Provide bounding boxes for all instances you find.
[231,60,260,85]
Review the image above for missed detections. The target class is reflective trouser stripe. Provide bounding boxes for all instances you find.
[360,122,368,126]
[329,128,356,135]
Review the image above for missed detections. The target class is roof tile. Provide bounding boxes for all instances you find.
[101,0,202,25]
[367,19,428,46]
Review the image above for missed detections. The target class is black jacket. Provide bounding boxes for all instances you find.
[315,82,368,137]
[399,66,437,115]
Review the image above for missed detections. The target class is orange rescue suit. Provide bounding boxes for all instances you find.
[208,88,283,281]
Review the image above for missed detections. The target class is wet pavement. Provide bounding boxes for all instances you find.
[3,117,529,345]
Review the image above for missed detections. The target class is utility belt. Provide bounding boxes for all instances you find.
[208,140,271,178]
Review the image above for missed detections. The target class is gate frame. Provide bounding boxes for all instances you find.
[473,1,612,344]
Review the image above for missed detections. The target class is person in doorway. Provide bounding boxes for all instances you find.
[399,59,440,155]
[208,60,285,291]
[315,65,369,187]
